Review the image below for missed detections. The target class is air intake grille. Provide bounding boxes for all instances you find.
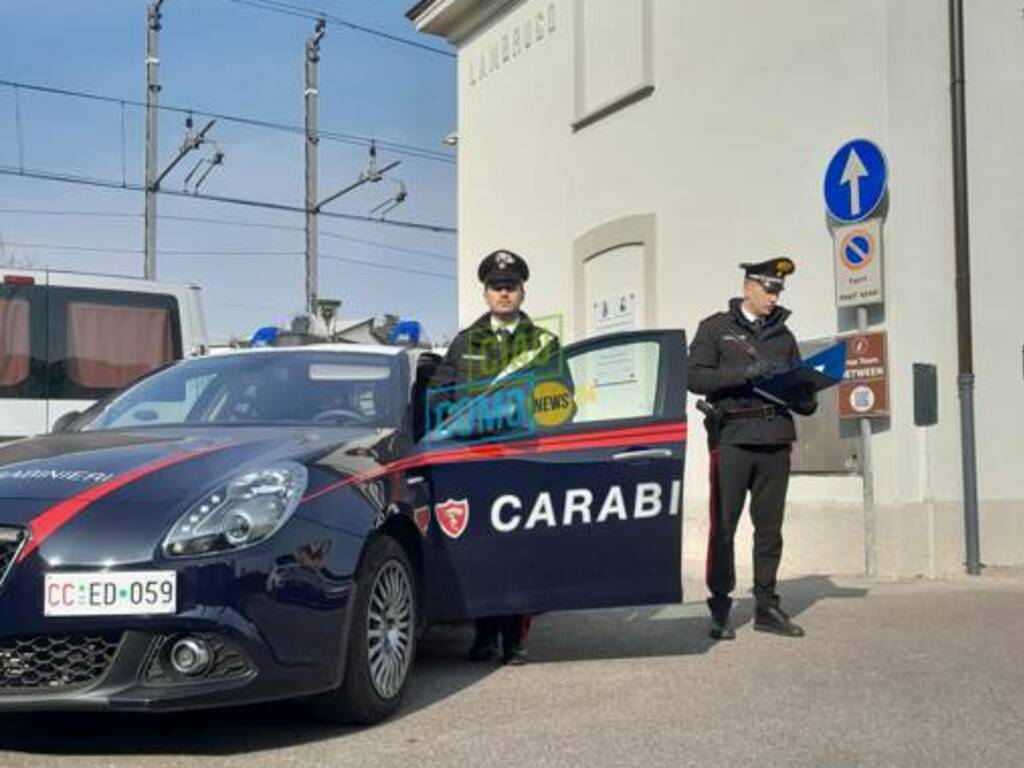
[0,527,27,592]
[0,632,123,692]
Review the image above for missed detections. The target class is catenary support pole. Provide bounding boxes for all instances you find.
[304,20,326,314]
[144,0,164,280]
[949,0,981,574]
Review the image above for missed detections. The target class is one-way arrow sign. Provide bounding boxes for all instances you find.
[840,148,868,217]
[824,139,887,223]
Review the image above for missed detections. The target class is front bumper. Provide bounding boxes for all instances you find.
[0,599,357,713]
[0,591,356,713]
[0,523,361,712]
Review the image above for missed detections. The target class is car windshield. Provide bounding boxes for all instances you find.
[83,351,401,430]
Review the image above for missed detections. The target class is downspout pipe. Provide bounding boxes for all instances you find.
[948,0,981,575]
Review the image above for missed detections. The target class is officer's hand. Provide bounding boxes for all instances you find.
[744,358,787,385]
[790,382,818,414]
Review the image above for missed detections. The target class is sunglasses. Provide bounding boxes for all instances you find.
[748,276,784,294]
[486,281,520,293]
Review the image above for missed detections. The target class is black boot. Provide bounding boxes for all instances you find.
[754,604,804,637]
[468,619,500,661]
[503,645,528,665]
[500,615,528,665]
[706,597,735,641]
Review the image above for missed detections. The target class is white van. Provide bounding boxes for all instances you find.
[0,268,207,439]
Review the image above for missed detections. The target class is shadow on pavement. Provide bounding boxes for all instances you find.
[0,576,866,756]
[527,574,869,663]
[722,574,869,634]
[0,623,493,757]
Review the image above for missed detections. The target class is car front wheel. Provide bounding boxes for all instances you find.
[313,535,417,725]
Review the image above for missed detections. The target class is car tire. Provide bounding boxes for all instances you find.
[313,534,418,725]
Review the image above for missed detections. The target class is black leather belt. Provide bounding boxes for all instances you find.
[721,405,779,421]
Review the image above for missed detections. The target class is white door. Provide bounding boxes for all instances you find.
[583,243,646,339]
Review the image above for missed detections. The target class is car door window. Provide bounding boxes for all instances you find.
[567,339,660,423]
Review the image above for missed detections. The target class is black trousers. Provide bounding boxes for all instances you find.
[474,615,530,651]
[706,443,791,615]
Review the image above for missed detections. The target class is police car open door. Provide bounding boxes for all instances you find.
[418,329,687,622]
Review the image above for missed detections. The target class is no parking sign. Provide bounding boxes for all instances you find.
[833,218,883,307]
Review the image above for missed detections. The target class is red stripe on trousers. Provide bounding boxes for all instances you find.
[705,448,720,586]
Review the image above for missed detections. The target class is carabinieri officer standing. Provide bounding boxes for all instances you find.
[687,257,817,641]
[431,248,563,665]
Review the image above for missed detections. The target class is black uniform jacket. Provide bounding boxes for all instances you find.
[688,298,816,446]
[431,311,565,393]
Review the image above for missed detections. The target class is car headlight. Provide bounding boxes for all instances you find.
[163,462,309,557]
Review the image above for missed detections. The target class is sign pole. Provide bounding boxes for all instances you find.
[857,306,875,579]
[825,138,888,582]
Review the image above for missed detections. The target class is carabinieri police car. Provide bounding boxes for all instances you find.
[0,331,687,723]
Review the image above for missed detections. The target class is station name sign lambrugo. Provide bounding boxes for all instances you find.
[469,1,557,88]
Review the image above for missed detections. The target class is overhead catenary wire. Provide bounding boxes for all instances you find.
[2,242,305,256]
[0,78,456,165]
[320,253,454,281]
[4,243,455,281]
[0,208,456,263]
[220,0,456,59]
[0,165,457,234]
[0,208,139,219]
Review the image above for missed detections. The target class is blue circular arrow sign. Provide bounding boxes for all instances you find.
[824,139,888,223]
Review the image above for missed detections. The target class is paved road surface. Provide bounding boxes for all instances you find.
[3,570,1023,768]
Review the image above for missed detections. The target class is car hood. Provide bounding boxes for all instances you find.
[0,425,396,514]
[0,426,403,567]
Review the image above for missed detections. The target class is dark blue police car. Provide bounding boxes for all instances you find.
[0,331,687,723]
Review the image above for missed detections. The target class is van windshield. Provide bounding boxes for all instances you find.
[83,351,400,430]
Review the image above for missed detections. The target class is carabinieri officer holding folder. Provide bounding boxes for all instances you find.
[688,257,818,641]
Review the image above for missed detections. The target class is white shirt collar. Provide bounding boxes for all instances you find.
[491,315,520,335]
[740,304,759,323]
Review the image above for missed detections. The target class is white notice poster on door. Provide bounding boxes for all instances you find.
[588,291,638,386]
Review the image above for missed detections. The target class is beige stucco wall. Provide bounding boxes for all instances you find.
[419,0,1024,576]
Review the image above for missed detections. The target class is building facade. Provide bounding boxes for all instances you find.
[408,0,1024,580]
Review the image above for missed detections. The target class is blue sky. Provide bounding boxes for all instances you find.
[0,0,458,343]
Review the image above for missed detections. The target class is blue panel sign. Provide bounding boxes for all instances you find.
[823,139,888,223]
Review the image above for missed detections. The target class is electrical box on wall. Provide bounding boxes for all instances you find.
[913,363,938,427]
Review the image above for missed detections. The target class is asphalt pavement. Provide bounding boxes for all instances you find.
[3,569,1023,768]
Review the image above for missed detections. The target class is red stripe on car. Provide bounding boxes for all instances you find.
[301,421,688,504]
[18,446,224,562]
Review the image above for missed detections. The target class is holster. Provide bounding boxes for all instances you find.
[696,399,723,451]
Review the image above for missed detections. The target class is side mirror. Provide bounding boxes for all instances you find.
[51,411,82,434]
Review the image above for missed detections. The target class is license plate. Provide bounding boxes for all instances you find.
[44,571,177,617]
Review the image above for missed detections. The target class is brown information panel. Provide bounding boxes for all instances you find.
[839,331,889,419]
